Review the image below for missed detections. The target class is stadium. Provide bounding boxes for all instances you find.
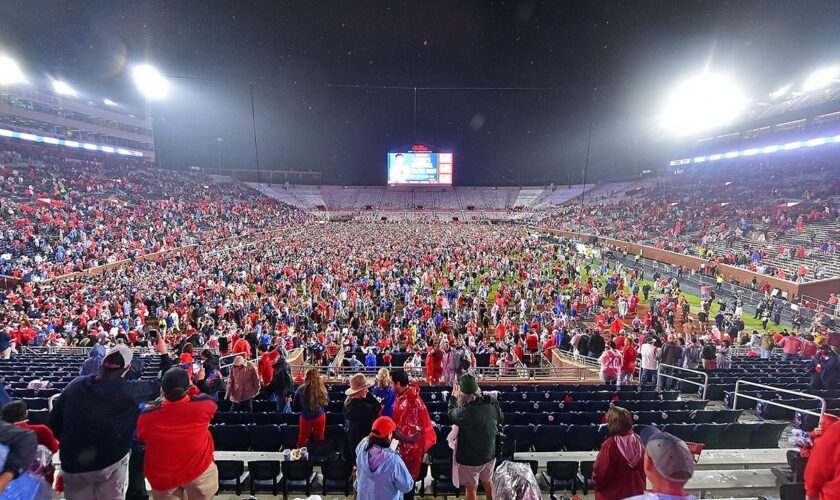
[0,2,839,499]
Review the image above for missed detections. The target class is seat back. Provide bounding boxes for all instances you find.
[281,460,314,481]
[546,460,578,480]
[247,460,281,480]
[216,460,245,479]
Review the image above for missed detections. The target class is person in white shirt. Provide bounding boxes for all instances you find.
[639,338,659,386]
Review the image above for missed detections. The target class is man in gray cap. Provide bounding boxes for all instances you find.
[50,337,171,500]
[626,427,696,500]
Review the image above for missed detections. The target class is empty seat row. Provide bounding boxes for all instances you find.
[210,424,345,451]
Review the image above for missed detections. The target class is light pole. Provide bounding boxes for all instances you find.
[216,137,223,175]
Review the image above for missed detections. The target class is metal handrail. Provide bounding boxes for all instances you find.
[733,380,827,421]
[656,363,709,399]
[304,363,602,381]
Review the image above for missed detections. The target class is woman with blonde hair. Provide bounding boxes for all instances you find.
[592,406,645,499]
[372,367,396,417]
[293,368,328,448]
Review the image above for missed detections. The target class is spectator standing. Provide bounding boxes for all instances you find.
[588,330,606,359]
[779,334,803,362]
[805,416,840,499]
[683,337,701,369]
[354,416,414,499]
[716,340,733,370]
[50,341,172,500]
[625,428,696,500]
[372,368,396,417]
[701,340,717,369]
[448,373,503,500]
[659,337,682,389]
[391,369,436,499]
[136,368,218,500]
[639,338,659,385]
[760,330,775,359]
[225,355,260,412]
[599,341,622,385]
[343,373,381,463]
[269,351,295,413]
[294,368,328,448]
[619,339,638,387]
[592,407,645,499]
[809,345,840,390]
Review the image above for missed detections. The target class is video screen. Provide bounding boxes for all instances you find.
[388,151,453,185]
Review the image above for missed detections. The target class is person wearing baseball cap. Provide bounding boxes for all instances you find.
[137,368,218,499]
[354,416,414,499]
[625,427,696,500]
[50,334,172,500]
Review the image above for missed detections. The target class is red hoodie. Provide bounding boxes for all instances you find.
[621,344,638,373]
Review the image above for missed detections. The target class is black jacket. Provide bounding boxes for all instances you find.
[343,392,382,462]
[50,353,173,473]
[588,334,606,357]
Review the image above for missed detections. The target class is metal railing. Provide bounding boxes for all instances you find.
[656,364,709,399]
[20,346,160,356]
[732,380,827,422]
[305,363,603,381]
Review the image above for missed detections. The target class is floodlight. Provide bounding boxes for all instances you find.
[132,64,169,100]
[52,80,77,97]
[0,56,25,85]
[103,98,117,106]
[803,67,839,92]
[783,141,802,150]
[660,73,747,135]
[709,154,723,161]
[693,156,706,163]
[743,148,759,156]
[762,145,780,154]
[806,137,827,147]
[724,151,740,159]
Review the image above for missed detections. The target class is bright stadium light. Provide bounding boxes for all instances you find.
[803,67,839,92]
[0,56,25,85]
[52,80,77,97]
[660,73,747,135]
[103,98,117,106]
[132,64,169,100]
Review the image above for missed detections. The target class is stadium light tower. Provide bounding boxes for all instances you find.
[660,73,747,136]
[802,66,839,92]
[132,64,170,100]
[52,80,77,97]
[0,56,26,85]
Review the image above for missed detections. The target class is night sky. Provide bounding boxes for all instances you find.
[3,1,840,185]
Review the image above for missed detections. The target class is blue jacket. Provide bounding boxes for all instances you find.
[371,385,396,417]
[355,437,413,500]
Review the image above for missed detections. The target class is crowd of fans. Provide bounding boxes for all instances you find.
[0,139,839,498]
[537,156,840,282]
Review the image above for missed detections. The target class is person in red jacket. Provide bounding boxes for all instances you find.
[592,406,645,499]
[137,368,218,499]
[806,417,840,499]
[232,335,251,359]
[619,340,638,387]
[257,345,280,387]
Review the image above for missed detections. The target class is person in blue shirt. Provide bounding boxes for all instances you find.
[365,349,378,373]
[355,416,414,500]
[372,368,396,417]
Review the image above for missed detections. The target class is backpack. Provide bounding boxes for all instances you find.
[702,344,716,360]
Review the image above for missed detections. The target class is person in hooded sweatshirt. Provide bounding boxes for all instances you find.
[355,416,414,500]
[592,406,646,500]
[80,343,106,376]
